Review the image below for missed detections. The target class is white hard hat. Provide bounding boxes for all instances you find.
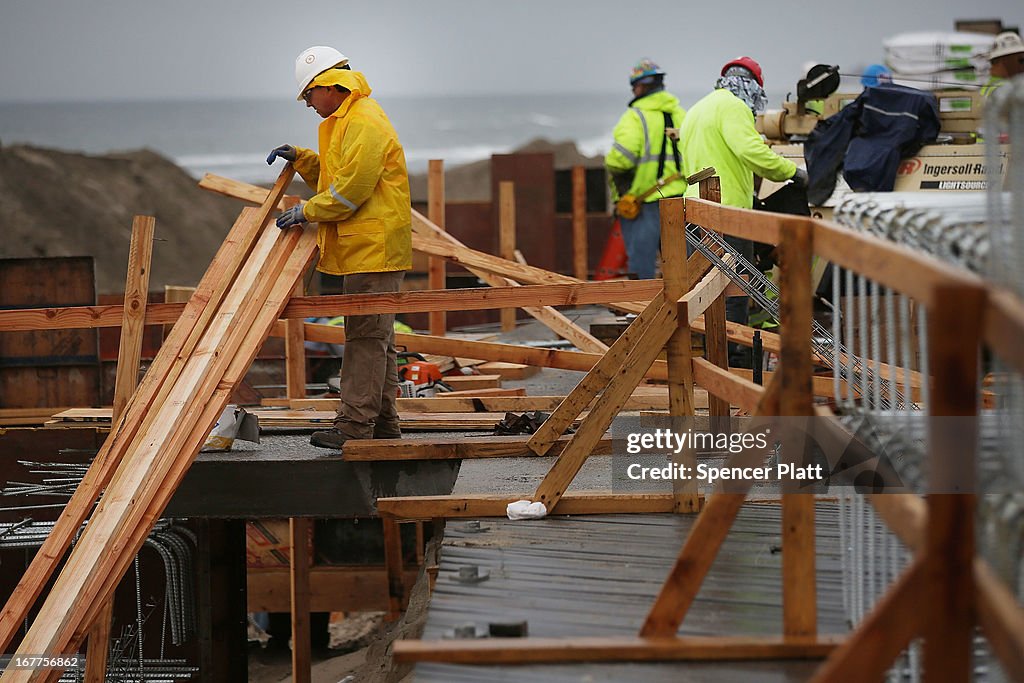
[295,46,349,100]
[989,32,1024,61]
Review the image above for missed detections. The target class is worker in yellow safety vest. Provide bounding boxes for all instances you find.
[268,45,412,450]
[604,58,686,280]
[680,56,807,366]
[982,32,1024,97]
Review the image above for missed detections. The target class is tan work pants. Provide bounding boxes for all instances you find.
[335,270,405,438]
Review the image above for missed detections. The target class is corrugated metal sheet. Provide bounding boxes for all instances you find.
[415,504,847,682]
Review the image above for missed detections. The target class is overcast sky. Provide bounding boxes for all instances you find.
[1,0,1021,103]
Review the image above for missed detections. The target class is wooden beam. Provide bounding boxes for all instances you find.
[572,165,588,280]
[382,518,405,621]
[304,323,672,381]
[85,215,155,683]
[499,181,517,332]
[777,218,817,640]
[809,559,924,682]
[533,304,677,511]
[0,179,287,652]
[198,172,300,211]
[264,388,674,413]
[289,518,312,683]
[393,635,842,665]
[684,197,783,245]
[662,197,698,514]
[378,492,689,520]
[427,159,447,336]
[345,434,614,462]
[5,176,314,672]
[285,280,306,399]
[923,283,984,681]
[247,566,418,613]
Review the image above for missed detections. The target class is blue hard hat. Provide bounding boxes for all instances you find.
[861,63,893,88]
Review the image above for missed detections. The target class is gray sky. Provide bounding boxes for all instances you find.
[1,0,1021,102]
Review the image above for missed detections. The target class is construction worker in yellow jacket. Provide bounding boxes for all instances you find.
[680,56,807,366]
[269,45,412,450]
[605,59,686,280]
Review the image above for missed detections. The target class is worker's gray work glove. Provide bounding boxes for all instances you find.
[790,167,809,188]
[276,202,308,229]
[266,144,297,165]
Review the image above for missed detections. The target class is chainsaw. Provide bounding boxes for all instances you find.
[397,352,452,398]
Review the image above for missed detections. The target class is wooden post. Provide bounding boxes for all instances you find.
[383,518,405,621]
[698,178,731,433]
[428,159,447,336]
[285,280,306,399]
[499,181,517,332]
[777,218,817,639]
[660,197,699,513]
[290,517,312,683]
[572,165,588,280]
[923,283,984,682]
[85,215,155,683]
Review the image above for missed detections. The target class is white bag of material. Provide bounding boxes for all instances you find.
[891,68,987,91]
[506,500,548,520]
[201,405,260,452]
[883,31,995,66]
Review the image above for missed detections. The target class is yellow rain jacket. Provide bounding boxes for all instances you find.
[292,70,412,276]
[680,88,796,209]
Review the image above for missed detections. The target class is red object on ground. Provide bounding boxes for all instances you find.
[594,218,629,280]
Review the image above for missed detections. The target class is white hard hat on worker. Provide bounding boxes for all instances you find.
[294,46,349,101]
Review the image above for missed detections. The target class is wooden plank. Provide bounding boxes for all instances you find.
[475,361,539,380]
[534,305,677,511]
[85,215,155,683]
[0,196,277,651]
[382,518,404,621]
[698,177,731,433]
[72,227,320,660]
[7,191,314,671]
[661,197,698,514]
[285,280,306,399]
[247,566,419,613]
[393,635,842,664]
[0,279,665,332]
[345,434,614,462]
[777,218,817,639]
[922,283,984,682]
[572,165,588,280]
[427,159,447,336]
[511,249,609,354]
[264,387,673,413]
[809,559,924,682]
[308,327,670,380]
[289,517,312,683]
[75,232,321,648]
[441,374,502,391]
[684,197,783,245]
[441,387,525,398]
[378,492,684,519]
[527,294,667,455]
[198,172,300,211]
[499,181,517,332]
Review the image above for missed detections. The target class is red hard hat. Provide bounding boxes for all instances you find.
[722,56,764,87]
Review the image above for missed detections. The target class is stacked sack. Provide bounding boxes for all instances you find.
[883,31,996,90]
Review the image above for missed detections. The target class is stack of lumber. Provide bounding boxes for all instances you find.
[0,167,317,678]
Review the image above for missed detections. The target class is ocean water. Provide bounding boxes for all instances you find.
[0,93,658,185]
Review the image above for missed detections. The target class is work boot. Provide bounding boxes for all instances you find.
[309,429,353,450]
[373,421,402,440]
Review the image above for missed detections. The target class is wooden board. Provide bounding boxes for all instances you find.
[475,361,540,380]
[441,375,502,391]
